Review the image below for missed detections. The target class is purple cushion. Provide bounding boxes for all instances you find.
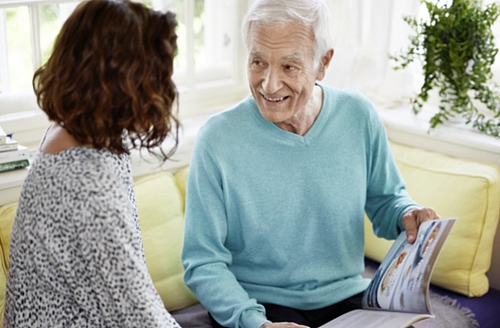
[171,303,212,328]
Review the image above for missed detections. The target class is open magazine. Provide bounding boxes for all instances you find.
[320,217,456,328]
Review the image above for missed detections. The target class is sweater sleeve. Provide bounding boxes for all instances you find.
[364,105,421,240]
[182,136,269,328]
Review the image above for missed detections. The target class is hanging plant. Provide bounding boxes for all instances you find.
[391,0,500,137]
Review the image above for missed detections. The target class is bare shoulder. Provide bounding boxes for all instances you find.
[41,124,81,154]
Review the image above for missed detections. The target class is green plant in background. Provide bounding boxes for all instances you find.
[391,0,500,137]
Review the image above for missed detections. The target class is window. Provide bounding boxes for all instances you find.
[317,0,500,165]
[377,0,500,166]
[400,0,500,120]
[0,1,74,123]
[0,0,249,148]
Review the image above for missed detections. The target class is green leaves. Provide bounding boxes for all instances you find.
[392,0,500,137]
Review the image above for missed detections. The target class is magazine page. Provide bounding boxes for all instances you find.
[318,309,432,328]
[362,218,456,314]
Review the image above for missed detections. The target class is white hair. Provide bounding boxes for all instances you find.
[242,0,334,64]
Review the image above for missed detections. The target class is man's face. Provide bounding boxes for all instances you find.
[247,22,325,125]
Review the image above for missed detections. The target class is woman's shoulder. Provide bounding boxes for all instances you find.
[31,147,129,196]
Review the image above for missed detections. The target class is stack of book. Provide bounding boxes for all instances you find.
[0,125,30,173]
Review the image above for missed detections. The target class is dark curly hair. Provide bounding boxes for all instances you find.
[33,0,179,160]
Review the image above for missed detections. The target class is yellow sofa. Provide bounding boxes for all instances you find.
[365,142,500,297]
[0,141,499,327]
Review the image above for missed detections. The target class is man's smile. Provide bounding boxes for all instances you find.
[261,94,290,103]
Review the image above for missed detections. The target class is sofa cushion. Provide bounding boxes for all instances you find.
[0,202,16,326]
[364,142,500,297]
[174,166,189,213]
[134,171,198,311]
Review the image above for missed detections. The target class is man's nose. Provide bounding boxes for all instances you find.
[262,67,283,94]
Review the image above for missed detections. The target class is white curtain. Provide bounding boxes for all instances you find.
[323,0,421,104]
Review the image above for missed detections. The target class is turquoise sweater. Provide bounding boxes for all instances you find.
[182,84,419,328]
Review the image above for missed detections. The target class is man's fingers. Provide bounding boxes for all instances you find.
[403,207,440,244]
[416,207,440,223]
[404,220,418,244]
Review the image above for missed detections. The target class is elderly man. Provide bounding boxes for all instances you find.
[182,0,439,327]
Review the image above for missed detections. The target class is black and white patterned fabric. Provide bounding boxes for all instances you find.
[4,146,180,328]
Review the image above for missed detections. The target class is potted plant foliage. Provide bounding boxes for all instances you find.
[391,0,500,137]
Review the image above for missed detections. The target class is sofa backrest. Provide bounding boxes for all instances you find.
[365,142,500,297]
[133,168,198,310]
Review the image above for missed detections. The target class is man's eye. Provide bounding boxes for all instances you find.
[285,65,297,71]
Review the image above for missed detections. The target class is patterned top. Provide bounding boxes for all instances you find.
[5,145,180,328]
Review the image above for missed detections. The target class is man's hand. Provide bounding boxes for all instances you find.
[402,207,440,244]
[261,323,310,328]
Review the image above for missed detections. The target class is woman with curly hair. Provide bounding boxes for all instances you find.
[4,1,180,327]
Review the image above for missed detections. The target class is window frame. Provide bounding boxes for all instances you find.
[0,0,251,149]
[0,0,251,204]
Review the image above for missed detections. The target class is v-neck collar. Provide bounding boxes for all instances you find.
[250,82,329,146]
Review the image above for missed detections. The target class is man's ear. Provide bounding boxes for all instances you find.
[316,49,334,81]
